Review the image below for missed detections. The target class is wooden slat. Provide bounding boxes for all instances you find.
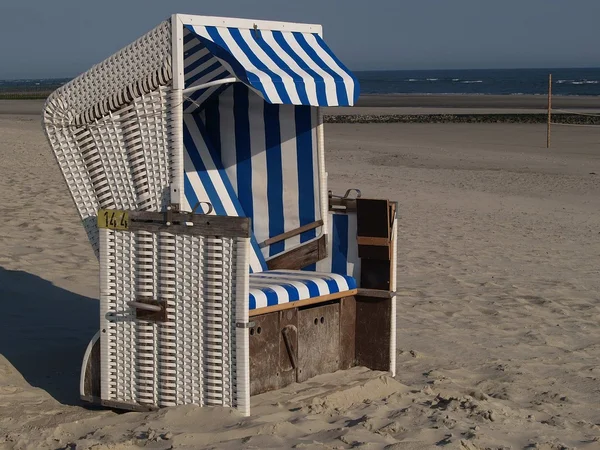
[128,215,251,238]
[99,209,251,238]
[266,235,327,270]
[249,289,358,317]
[357,236,390,247]
[355,296,392,371]
[357,288,395,298]
[259,220,323,248]
[339,296,357,370]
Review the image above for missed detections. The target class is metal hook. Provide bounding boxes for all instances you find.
[191,201,214,215]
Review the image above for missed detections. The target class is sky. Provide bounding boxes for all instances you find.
[1,0,600,79]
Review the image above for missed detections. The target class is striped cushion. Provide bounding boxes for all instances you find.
[249,270,356,310]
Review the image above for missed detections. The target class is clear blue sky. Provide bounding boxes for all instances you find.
[1,0,600,79]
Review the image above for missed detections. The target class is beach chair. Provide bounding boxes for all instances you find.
[43,14,398,416]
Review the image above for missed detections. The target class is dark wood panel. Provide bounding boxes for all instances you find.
[355,296,391,371]
[249,312,281,396]
[339,296,357,370]
[356,199,390,239]
[297,303,340,382]
[279,309,298,386]
[266,235,327,270]
[360,258,391,290]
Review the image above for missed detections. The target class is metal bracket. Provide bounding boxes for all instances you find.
[236,321,256,329]
[329,188,362,212]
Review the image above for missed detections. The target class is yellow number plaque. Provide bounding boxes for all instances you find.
[98,209,129,230]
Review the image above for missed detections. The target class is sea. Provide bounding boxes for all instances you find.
[2,68,600,96]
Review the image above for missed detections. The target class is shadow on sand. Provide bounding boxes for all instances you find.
[0,266,98,405]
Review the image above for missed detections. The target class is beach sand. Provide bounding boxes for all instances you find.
[1,105,600,449]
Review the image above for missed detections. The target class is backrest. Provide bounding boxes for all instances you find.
[202,84,322,258]
[183,112,267,272]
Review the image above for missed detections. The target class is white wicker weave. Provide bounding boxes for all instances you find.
[43,21,173,256]
[100,227,250,413]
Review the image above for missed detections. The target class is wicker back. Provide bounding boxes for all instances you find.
[43,21,173,256]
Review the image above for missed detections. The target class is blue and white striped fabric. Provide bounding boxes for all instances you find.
[198,84,321,259]
[315,212,361,282]
[248,270,357,310]
[184,24,359,107]
[183,113,268,272]
[183,27,235,113]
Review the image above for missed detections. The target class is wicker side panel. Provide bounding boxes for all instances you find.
[43,20,172,257]
[100,229,249,411]
[45,86,172,257]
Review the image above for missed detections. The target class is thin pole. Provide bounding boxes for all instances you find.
[547,73,552,148]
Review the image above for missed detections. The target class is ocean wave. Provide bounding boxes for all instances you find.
[460,80,483,84]
[556,79,599,85]
[426,78,439,81]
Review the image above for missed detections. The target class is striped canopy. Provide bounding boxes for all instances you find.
[183,24,359,108]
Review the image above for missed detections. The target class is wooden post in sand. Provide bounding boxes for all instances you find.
[547,73,552,148]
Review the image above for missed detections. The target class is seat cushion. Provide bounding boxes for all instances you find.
[249,270,357,310]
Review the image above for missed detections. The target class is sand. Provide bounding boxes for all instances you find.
[1,105,600,449]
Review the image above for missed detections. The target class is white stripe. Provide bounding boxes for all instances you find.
[213,27,282,104]
[304,33,356,105]
[279,104,300,251]
[249,291,268,309]
[260,30,319,105]
[281,32,339,106]
[315,213,334,273]
[185,116,239,216]
[237,29,301,105]
[311,109,322,224]
[183,149,214,215]
[263,271,331,296]
[249,276,310,299]
[247,93,269,248]
[346,213,360,279]
[249,282,290,304]
[184,113,265,273]
[190,26,246,86]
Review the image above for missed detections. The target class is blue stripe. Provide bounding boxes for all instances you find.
[198,26,257,89]
[185,25,359,107]
[233,83,253,228]
[183,120,226,215]
[185,81,231,113]
[185,51,215,79]
[249,294,257,310]
[272,31,327,106]
[313,34,359,105]
[295,106,316,243]
[263,102,285,256]
[184,114,267,272]
[183,30,196,45]
[257,30,310,105]
[204,96,221,156]
[293,32,348,106]
[228,28,291,104]
[183,172,205,213]
[258,287,280,306]
[331,214,349,275]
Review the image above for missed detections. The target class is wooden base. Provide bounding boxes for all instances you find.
[249,295,392,396]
